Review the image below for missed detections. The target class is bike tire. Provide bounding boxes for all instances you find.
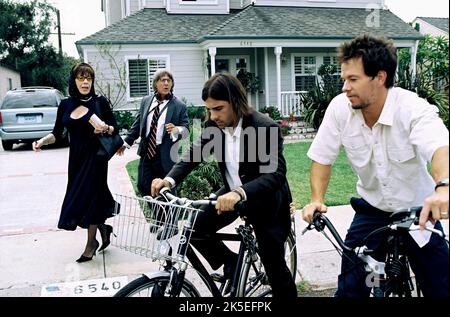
[237,231,297,297]
[114,275,200,297]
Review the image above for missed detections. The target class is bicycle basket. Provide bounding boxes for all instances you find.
[111,194,202,264]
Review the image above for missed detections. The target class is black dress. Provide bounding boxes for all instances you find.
[52,95,117,230]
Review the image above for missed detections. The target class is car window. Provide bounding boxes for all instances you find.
[1,90,60,109]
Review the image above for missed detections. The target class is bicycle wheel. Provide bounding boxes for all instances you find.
[237,231,297,297]
[114,275,200,297]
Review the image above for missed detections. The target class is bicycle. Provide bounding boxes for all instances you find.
[302,206,447,297]
[112,188,297,297]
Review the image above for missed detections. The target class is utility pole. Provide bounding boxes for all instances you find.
[50,7,75,57]
[56,9,62,56]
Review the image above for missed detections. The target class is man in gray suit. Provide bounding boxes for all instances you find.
[117,69,189,196]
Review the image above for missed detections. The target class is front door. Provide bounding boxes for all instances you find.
[215,56,250,76]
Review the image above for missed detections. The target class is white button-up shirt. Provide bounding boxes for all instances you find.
[146,99,169,145]
[307,87,449,212]
[223,118,243,191]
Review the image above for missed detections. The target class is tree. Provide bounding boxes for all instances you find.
[92,43,127,109]
[0,0,77,93]
[397,35,449,126]
[0,0,54,60]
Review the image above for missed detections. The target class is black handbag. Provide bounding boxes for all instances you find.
[94,100,124,160]
[97,133,124,160]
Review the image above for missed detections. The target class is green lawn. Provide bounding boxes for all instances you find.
[285,141,358,208]
[125,140,358,207]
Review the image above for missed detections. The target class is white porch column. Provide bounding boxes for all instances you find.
[264,47,269,107]
[254,47,259,109]
[274,46,282,109]
[209,47,217,75]
[410,40,419,81]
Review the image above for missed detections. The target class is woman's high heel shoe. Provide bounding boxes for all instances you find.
[98,224,113,252]
[76,240,99,263]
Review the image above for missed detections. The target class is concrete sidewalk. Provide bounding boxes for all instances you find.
[0,145,447,297]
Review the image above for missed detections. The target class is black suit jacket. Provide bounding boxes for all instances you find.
[167,110,292,227]
[124,94,189,173]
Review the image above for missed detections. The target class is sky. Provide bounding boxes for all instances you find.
[39,0,449,58]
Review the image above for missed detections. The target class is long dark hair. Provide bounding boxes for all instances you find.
[68,62,96,101]
[202,72,252,120]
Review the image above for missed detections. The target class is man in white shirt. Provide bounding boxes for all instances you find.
[302,34,449,297]
[151,72,297,298]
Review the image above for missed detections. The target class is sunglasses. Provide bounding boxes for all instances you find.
[76,75,93,82]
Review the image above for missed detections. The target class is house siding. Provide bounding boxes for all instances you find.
[254,0,383,9]
[105,0,123,26]
[0,66,21,100]
[129,0,141,13]
[230,0,252,9]
[143,0,165,8]
[85,45,207,110]
[167,0,229,14]
[413,19,448,37]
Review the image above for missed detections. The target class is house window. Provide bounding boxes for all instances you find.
[128,58,167,98]
[8,78,13,90]
[294,56,316,92]
[323,56,343,87]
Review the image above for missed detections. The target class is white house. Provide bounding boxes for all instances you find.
[0,64,21,101]
[78,0,422,115]
[411,17,449,37]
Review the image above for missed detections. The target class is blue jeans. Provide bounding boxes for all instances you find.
[335,197,449,297]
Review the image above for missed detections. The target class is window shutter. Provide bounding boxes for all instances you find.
[129,59,149,98]
[148,59,167,95]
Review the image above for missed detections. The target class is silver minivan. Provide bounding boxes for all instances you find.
[0,86,66,150]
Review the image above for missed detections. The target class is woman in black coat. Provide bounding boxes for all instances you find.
[33,63,117,262]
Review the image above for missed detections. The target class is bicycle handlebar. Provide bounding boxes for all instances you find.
[153,187,247,216]
[303,206,445,252]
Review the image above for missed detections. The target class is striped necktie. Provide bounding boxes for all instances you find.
[146,100,162,159]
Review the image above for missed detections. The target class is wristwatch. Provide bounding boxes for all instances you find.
[435,178,449,190]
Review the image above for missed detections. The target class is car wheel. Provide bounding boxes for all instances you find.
[2,140,14,151]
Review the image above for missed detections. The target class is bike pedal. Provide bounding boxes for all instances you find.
[210,273,226,283]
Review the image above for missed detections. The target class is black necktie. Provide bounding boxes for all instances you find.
[147,100,163,159]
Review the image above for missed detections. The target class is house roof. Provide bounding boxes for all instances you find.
[77,5,422,46]
[416,17,449,34]
[203,6,422,40]
[77,9,235,44]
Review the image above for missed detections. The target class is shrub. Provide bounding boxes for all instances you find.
[113,110,135,134]
[178,160,223,200]
[397,35,449,127]
[187,105,206,124]
[278,119,291,136]
[259,106,282,121]
[300,64,342,129]
[236,69,261,94]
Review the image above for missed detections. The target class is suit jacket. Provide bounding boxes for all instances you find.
[124,94,189,173]
[167,110,292,227]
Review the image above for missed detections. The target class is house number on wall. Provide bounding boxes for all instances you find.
[240,41,253,47]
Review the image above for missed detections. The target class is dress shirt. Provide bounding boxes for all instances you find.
[307,87,449,212]
[123,97,185,148]
[165,118,247,200]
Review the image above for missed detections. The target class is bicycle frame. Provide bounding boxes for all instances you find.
[113,190,297,297]
[303,208,446,297]
[162,216,268,297]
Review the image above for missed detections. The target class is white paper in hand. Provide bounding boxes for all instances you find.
[89,113,104,129]
[409,220,433,248]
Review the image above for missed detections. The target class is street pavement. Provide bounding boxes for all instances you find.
[0,143,448,297]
